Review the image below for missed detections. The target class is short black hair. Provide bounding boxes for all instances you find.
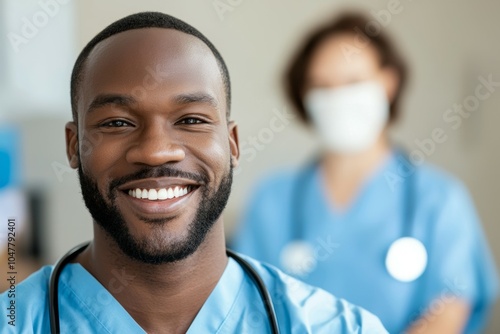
[70,11,231,120]
[285,12,408,124]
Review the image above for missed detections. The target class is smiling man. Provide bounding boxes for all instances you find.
[0,12,387,333]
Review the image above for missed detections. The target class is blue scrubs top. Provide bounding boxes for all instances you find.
[231,153,498,333]
[0,255,387,333]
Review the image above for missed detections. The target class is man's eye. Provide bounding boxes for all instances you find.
[179,118,204,125]
[100,120,131,127]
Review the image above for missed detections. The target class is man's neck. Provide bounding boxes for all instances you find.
[76,222,228,334]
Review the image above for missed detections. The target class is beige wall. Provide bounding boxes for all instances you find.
[6,0,499,331]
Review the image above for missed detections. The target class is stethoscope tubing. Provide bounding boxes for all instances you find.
[49,242,89,334]
[48,242,280,334]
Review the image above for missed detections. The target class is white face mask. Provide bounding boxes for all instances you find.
[304,81,389,154]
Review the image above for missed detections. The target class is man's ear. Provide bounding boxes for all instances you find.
[228,121,240,168]
[65,122,79,169]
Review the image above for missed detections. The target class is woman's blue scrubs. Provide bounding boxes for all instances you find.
[232,152,498,333]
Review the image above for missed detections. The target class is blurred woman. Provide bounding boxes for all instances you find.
[231,13,498,333]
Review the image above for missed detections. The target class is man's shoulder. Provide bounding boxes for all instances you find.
[1,265,52,303]
[240,254,388,333]
[0,266,52,330]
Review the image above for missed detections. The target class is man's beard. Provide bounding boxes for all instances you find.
[77,160,233,265]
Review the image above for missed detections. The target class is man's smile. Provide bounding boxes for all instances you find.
[127,186,193,201]
[116,177,202,216]
[118,176,201,200]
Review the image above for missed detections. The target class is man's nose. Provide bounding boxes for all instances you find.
[125,124,185,166]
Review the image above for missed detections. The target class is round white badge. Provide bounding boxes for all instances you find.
[280,241,316,277]
[385,237,427,282]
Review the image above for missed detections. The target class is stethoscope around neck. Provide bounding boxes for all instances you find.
[280,152,428,282]
[49,242,280,334]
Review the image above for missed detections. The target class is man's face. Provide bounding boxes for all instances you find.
[65,28,239,264]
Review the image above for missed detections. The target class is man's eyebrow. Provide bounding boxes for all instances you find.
[172,93,219,110]
[87,94,137,114]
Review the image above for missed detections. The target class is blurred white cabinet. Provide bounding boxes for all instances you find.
[1,0,76,119]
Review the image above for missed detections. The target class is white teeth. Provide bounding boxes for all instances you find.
[128,186,191,201]
[148,189,158,200]
[158,188,168,200]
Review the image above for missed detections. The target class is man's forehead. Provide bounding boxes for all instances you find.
[78,28,226,115]
[89,28,210,60]
[83,28,219,80]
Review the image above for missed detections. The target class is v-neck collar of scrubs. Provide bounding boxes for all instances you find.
[315,151,396,221]
[187,257,244,333]
[60,262,146,333]
[60,257,244,333]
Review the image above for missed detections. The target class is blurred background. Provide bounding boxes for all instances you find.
[0,0,499,331]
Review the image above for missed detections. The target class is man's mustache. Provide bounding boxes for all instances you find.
[109,166,209,192]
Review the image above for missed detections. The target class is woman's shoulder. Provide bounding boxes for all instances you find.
[410,162,480,236]
[415,162,470,199]
[387,152,469,197]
